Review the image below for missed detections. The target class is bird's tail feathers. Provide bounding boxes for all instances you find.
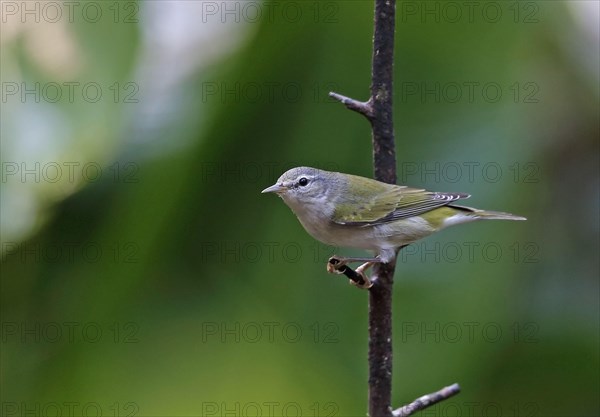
[451,205,527,221]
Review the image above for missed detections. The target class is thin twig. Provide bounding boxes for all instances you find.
[392,383,461,417]
[328,92,373,119]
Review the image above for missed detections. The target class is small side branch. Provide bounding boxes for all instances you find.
[392,383,461,417]
[329,92,373,119]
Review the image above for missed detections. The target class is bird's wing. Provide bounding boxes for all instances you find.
[332,185,470,226]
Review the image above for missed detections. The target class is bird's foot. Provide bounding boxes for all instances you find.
[348,262,374,289]
[327,256,348,274]
[327,257,374,289]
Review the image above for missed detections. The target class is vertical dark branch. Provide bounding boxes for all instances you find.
[368,261,395,417]
[368,1,397,416]
[370,0,397,185]
[330,2,460,416]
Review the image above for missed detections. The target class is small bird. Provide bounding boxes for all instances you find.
[262,167,526,289]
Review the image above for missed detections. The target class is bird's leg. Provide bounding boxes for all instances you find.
[327,246,407,289]
[327,256,381,289]
[349,261,375,289]
[327,256,380,274]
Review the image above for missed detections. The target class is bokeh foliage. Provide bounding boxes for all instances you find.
[1,1,598,416]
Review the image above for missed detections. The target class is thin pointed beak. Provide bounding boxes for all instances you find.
[261,183,286,194]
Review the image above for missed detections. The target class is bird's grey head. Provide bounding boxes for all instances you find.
[261,167,341,206]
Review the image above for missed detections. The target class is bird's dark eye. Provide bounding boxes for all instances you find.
[298,177,309,187]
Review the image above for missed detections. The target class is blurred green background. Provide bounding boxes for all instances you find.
[1,1,598,416]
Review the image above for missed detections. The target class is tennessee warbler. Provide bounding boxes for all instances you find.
[262,166,526,288]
